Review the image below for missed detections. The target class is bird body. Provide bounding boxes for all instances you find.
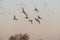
[35,18,40,24]
[13,15,17,20]
[34,8,38,12]
[22,8,26,15]
[38,16,42,19]
[22,8,29,19]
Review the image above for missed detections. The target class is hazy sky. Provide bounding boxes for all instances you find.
[0,0,60,40]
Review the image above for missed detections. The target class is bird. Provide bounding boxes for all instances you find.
[13,15,17,20]
[22,8,29,19]
[35,18,40,24]
[29,20,33,24]
[34,8,38,12]
[22,8,27,15]
[38,16,42,19]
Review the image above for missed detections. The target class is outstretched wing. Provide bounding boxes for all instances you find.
[35,18,40,24]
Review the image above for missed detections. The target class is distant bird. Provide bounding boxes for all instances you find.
[29,20,33,24]
[22,8,29,19]
[35,18,40,24]
[22,8,26,15]
[13,15,17,20]
[34,8,38,12]
[38,16,42,19]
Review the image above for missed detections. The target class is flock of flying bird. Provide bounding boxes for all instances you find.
[13,7,42,24]
[0,0,49,24]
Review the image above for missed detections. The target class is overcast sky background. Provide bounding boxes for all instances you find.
[0,0,60,40]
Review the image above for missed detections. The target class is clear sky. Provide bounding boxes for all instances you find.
[0,0,60,40]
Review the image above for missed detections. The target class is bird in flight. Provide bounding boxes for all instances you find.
[22,8,27,15]
[13,15,17,20]
[38,16,42,19]
[34,8,38,12]
[22,8,29,19]
[35,18,40,24]
[29,20,33,24]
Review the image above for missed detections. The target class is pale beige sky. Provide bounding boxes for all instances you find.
[0,0,60,40]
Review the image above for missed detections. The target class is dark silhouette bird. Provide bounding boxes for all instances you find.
[29,20,33,24]
[34,8,38,12]
[35,18,40,24]
[22,8,27,15]
[22,8,29,19]
[38,16,42,19]
[13,15,17,20]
